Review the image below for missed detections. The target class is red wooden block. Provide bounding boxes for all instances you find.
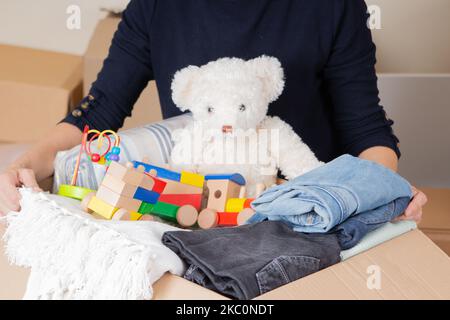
[244,198,255,209]
[217,212,238,226]
[148,175,167,194]
[159,193,202,211]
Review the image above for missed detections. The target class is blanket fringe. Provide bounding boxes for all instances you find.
[2,189,167,300]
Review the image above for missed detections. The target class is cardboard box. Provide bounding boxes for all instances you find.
[0,45,83,143]
[152,229,450,300]
[2,222,450,300]
[84,15,162,130]
[419,188,450,255]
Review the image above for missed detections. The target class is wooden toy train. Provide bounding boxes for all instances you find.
[80,159,259,229]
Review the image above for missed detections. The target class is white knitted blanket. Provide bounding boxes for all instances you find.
[2,188,185,300]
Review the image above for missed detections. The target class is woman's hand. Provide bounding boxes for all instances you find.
[394,186,427,223]
[0,167,42,216]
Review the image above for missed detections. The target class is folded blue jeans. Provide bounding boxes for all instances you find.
[248,155,412,241]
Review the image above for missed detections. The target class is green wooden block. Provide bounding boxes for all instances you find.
[138,202,154,215]
[150,201,179,221]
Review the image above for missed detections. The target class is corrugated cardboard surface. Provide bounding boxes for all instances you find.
[84,16,162,130]
[151,230,450,300]
[419,188,450,255]
[1,226,450,300]
[0,45,83,142]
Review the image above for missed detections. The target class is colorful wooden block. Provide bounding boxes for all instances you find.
[87,196,119,220]
[243,198,254,209]
[58,184,95,201]
[144,174,167,194]
[107,161,146,186]
[217,212,239,226]
[96,185,142,212]
[130,211,143,221]
[101,174,138,198]
[204,173,246,186]
[160,178,203,195]
[132,161,181,181]
[225,198,247,213]
[138,202,155,215]
[180,171,205,188]
[206,180,242,212]
[159,194,202,211]
[150,201,179,221]
[133,187,160,204]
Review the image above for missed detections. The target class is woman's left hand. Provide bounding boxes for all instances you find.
[394,186,428,223]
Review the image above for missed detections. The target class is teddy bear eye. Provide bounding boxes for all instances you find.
[239,104,246,112]
[207,106,214,113]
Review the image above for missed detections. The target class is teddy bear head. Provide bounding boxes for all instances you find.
[171,56,285,132]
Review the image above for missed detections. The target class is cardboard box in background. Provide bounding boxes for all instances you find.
[84,15,162,131]
[0,45,83,143]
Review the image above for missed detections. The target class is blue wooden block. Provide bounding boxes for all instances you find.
[132,161,181,182]
[133,187,160,204]
[204,173,246,186]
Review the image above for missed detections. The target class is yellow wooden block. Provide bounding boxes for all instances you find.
[130,212,143,221]
[226,198,247,213]
[88,196,119,220]
[180,171,205,188]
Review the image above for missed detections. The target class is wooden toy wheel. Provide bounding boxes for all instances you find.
[140,215,155,221]
[80,192,95,213]
[176,205,199,227]
[112,208,132,221]
[198,208,218,229]
[237,208,256,226]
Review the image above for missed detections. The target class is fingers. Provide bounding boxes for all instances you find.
[0,171,21,215]
[17,168,42,192]
[393,187,428,223]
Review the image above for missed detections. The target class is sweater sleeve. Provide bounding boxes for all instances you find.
[61,0,155,132]
[324,0,401,158]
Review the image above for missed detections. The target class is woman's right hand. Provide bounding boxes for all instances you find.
[0,167,42,216]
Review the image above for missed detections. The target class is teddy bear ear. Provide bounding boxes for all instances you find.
[247,55,285,103]
[171,65,200,111]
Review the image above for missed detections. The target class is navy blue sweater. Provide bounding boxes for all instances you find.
[63,0,400,162]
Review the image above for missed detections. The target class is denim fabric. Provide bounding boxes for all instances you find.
[332,197,411,249]
[162,221,341,300]
[248,155,412,235]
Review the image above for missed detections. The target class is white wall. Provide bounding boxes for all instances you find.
[0,0,129,55]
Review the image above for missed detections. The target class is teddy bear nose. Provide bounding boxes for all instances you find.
[222,125,233,133]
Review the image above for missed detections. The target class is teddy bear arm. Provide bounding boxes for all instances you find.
[262,116,324,180]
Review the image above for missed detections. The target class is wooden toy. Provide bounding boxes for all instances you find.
[87,196,119,220]
[138,202,155,215]
[204,178,243,212]
[160,178,203,195]
[204,174,246,186]
[180,171,205,188]
[175,205,199,227]
[133,187,160,204]
[150,201,180,221]
[58,184,94,201]
[107,161,147,186]
[100,174,138,198]
[132,161,181,181]
[130,211,143,221]
[95,185,142,212]
[225,198,247,213]
[159,194,202,211]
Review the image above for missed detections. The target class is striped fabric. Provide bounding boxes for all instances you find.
[53,114,192,193]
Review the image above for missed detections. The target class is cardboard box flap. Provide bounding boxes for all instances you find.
[0,45,82,90]
[420,188,450,230]
[255,230,450,300]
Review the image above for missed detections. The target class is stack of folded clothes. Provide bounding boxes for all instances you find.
[162,155,413,299]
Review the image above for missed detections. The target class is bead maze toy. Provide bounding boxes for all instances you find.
[58,126,121,200]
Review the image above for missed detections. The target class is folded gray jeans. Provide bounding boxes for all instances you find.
[162,221,341,299]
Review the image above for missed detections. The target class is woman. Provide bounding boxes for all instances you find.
[0,0,426,219]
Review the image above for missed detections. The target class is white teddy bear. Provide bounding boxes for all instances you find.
[169,55,323,197]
